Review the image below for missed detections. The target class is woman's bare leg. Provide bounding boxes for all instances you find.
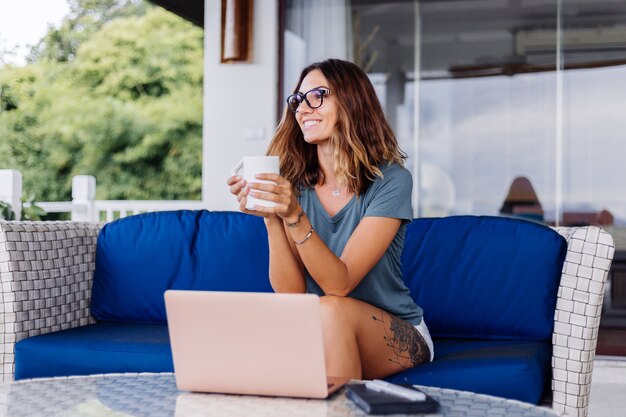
[319,295,430,380]
[319,296,363,378]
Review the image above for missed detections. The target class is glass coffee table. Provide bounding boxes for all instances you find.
[0,373,558,417]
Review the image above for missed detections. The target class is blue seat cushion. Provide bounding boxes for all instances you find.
[91,210,274,324]
[386,338,552,404]
[14,322,173,380]
[401,216,567,340]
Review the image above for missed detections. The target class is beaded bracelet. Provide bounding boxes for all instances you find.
[294,226,314,245]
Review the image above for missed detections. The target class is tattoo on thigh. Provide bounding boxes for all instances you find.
[372,311,429,368]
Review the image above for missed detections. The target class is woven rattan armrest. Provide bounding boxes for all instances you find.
[0,221,102,382]
[551,226,614,417]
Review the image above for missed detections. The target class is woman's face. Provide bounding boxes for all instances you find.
[294,69,338,144]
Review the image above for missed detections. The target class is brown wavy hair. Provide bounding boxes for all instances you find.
[266,59,406,195]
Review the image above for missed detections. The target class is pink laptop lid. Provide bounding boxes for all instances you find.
[165,290,330,398]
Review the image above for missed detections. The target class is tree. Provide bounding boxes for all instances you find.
[28,0,151,63]
[0,4,203,204]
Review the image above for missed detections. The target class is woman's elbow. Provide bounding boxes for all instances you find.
[270,280,306,294]
[323,285,353,298]
[320,269,354,297]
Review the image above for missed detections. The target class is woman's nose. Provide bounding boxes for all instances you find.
[296,100,313,114]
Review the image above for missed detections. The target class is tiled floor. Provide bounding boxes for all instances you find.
[588,356,626,417]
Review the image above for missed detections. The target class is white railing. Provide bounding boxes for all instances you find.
[0,170,23,219]
[1,169,208,222]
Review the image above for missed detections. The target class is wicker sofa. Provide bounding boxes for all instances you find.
[0,211,615,417]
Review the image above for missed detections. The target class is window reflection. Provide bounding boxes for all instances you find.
[282,0,626,232]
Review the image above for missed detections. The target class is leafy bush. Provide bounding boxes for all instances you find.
[0,199,46,221]
[0,1,203,202]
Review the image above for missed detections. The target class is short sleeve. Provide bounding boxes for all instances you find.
[364,164,413,222]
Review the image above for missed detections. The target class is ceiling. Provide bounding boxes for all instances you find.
[351,0,626,78]
[151,0,626,77]
[149,0,204,27]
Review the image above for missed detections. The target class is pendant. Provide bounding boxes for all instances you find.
[332,190,340,197]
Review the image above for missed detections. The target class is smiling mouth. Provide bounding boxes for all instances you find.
[303,120,321,127]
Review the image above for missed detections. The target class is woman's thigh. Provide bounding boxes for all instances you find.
[320,296,430,380]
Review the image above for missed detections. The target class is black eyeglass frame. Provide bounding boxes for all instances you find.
[286,88,332,113]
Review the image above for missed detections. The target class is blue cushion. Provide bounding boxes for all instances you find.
[14,323,173,380]
[401,216,566,340]
[386,338,551,404]
[91,211,273,324]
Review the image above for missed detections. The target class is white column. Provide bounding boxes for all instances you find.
[202,0,279,211]
[0,169,22,220]
[71,175,97,221]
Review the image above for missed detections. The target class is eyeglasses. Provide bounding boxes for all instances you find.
[286,88,331,113]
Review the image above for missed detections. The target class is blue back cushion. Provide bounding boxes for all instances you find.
[91,210,273,324]
[401,216,567,341]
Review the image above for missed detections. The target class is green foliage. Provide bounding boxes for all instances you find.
[0,199,47,221]
[21,196,47,220]
[0,2,203,202]
[0,202,16,220]
[28,0,151,63]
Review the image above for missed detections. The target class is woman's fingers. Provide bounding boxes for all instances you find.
[230,175,278,220]
[249,175,300,220]
[230,179,247,196]
[226,175,241,186]
[245,175,299,219]
[242,202,283,219]
[249,202,289,217]
[249,190,278,203]
[254,173,282,183]
[248,182,279,195]
[249,180,292,197]
[237,184,251,203]
[249,189,293,210]
[233,174,289,196]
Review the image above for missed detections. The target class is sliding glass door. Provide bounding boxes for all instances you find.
[281,0,626,228]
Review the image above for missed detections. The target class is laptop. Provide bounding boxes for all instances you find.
[164,290,348,398]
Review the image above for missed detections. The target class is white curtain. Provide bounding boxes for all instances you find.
[283,0,353,94]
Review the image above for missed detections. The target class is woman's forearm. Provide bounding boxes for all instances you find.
[285,215,351,296]
[265,217,306,293]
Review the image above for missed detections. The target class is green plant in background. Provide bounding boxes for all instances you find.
[28,0,151,64]
[0,201,16,220]
[0,199,47,221]
[0,0,203,204]
[21,196,47,220]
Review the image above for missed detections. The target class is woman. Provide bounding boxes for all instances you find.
[227,59,432,380]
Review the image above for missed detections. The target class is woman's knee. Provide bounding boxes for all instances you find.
[320,295,344,314]
[319,295,354,325]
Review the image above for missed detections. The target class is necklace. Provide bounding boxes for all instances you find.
[325,183,342,197]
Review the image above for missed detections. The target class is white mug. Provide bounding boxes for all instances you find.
[231,156,280,210]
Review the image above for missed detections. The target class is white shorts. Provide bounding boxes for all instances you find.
[414,319,435,362]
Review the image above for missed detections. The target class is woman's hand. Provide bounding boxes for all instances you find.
[246,173,302,223]
[226,174,247,204]
[227,174,297,221]
[226,175,261,217]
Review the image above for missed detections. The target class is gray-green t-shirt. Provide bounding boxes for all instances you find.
[298,163,424,325]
